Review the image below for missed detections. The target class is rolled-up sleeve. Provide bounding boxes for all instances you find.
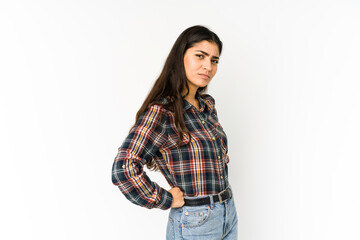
[111,105,173,210]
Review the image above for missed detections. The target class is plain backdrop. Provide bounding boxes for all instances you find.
[1,1,359,239]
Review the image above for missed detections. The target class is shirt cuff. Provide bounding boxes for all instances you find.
[155,187,173,210]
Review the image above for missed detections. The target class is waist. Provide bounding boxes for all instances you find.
[183,185,233,206]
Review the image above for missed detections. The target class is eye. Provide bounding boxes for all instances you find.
[196,54,204,59]
[212,59,219,64]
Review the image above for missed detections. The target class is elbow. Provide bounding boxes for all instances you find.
[111,160,127,186]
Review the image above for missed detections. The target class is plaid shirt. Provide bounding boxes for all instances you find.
[111,93,229,210]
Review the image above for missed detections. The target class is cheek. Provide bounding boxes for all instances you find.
[184,58,190,71]
[185,60,198,74]
[187,58,200,69]
[212,66,218,74]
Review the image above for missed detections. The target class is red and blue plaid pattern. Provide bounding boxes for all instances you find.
[111,93,229,210]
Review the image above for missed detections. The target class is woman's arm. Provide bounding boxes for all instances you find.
[111,105,173,210]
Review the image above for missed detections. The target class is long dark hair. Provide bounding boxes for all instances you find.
[131,25,223,171]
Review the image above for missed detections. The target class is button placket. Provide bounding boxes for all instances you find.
[213,133,225,188]
[197,111,224,189]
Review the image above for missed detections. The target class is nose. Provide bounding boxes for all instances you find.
[202,59,212,71]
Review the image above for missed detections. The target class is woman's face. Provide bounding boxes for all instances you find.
[183,40,220,93]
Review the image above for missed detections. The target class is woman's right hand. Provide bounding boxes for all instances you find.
[169,187,185,208]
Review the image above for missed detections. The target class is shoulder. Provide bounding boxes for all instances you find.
[130,104,168,132]
[133,104,168,126]
[144,104,168,118]
[200,93,216,108]
[144,102,173,123]
[148,97,174,115]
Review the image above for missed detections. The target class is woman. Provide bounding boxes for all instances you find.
[111,25,238,239]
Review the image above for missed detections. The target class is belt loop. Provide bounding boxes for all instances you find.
[209,195,214,209]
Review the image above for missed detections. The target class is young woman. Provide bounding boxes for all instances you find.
[111,25,238,239]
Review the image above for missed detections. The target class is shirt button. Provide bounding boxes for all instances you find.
[221,176,223,179]
[122,165,125,168]
[202,120,205,124]
[218,155,221,159]
[212,137,216,141]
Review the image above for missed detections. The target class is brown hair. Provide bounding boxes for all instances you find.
[130,25,223,171]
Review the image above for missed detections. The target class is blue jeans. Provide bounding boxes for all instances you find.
[166,190,238,239]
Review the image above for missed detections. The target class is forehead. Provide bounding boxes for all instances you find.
[188,40,219,56]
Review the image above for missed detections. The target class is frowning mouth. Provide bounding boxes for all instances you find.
[198,74,210,79]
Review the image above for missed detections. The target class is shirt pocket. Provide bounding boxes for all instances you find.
[160,132,192,177]
[162,132,191,150]
[214,122,229,164]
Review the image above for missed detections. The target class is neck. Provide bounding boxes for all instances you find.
[182,87,198,102]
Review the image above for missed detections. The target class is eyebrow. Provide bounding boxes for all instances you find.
[195,50,220,59]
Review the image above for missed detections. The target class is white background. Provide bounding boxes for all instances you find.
[1,1,359,239]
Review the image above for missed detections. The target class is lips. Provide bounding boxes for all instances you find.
[198,73,210,79]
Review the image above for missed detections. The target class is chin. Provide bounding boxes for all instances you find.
[197,80,210,87]
[199,82,210,88]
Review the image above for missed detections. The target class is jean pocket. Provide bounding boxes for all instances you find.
[181,205,211,228]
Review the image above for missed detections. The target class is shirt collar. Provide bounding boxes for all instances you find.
[183,92,214,113]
